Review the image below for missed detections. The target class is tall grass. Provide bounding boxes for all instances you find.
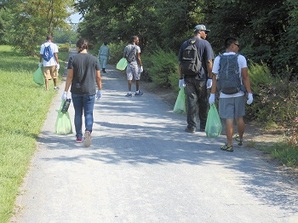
[0,46,61,223]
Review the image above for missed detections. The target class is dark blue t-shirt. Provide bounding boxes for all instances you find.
[67,53,100,95]
[178,37,214,79]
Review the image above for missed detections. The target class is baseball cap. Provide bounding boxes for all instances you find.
[194,24,210,32]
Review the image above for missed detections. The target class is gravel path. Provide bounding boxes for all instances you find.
[10,62,298,223]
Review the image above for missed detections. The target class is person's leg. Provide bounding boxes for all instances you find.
[126,64,133,96]
[83,94,95,147]
[225,118,234,146]
[184,78,197,132]
[83,94,95,132]
[71,93,84,140]
[235,96,246,145]
[197,80,208,131]
[43,67,51,91]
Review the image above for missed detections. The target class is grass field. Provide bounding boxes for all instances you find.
[0,46,67,223]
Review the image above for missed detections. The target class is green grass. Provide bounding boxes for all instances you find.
[259,143,298,167]
[0,46,66,223]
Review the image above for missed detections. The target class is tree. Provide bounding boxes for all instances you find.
[5,0,74,55]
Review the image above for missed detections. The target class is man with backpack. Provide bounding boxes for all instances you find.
[178,24,214,133]
[39,35,60,91]
[209,37,253,152]
[123,35,143,97]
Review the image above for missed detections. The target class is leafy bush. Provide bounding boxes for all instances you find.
[144,48,179,92]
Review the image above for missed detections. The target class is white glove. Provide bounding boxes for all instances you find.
[179,79,185,89]
[38,63,42,68]
[56,64,60,70]
[206,79,212,89]
[209,93,215,105]
[96,90,102,100]
[247,93,253,105]
[139,66,143,74]
[61,91,70,101]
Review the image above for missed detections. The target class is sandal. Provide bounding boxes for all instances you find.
[234,135,243,146]
[220,144,234,152]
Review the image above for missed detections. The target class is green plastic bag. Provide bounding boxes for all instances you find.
[173,87,186,114]
[116,58,128,71]
[205,104,222,137]
[33,67,44,85]
[55,101,73,135]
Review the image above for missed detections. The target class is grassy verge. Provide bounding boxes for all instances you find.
[0,46,67,223]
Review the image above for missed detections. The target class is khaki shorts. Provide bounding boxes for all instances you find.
[43,66,58,80]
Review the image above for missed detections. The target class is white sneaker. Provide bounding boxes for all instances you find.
[83,131,92,147]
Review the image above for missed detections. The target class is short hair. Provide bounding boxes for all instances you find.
[130,35,138,43]
[76,38,88,52]
[46,35,53,41]
[224,37,238,49]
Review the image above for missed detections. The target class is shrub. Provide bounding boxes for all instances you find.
[145,48,179,92]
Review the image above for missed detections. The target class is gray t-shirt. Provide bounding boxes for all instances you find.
[123,44,141,63]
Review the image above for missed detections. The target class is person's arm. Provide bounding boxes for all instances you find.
[54,52,59,64]
[64,69,73,92]
[206,59,213,79]
[137,52,142,67]
[96,70,102,90]
[241,67,252,93]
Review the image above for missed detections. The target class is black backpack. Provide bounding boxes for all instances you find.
[180,38,202,76]
[217,54,242,94]
[125,46,136,63]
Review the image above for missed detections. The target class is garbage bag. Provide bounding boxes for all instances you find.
[205,104,222,137]
[33,67,44,85]
[55,101,73,135]
[116,58,128,71]
[173,87,186,114]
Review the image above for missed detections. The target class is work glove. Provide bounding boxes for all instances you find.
[138,66,143,74]
[38,63,42,68]
[206,79,212,89]
[96,90,102,100]
[208,93,215,105]
[61,91,70,101]
[247,93,253,105]
[56,64,60,70]
[179,79,185,89]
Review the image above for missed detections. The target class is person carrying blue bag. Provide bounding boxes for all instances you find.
[209,37,253,152]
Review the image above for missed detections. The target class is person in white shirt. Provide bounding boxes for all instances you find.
[209,37,253,152]
[39,35,60,91]
[98,42,110,73]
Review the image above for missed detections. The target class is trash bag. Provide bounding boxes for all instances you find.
[205,104,222,137]
[116,58,128,71]
[33,67,44,85]
[173,87,186,114]
[55,101,73,135]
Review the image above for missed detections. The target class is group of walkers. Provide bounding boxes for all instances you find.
[39,24,253,151]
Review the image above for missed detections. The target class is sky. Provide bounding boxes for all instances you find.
[68,12,82,24]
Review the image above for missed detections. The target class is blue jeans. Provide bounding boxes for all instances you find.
[71,93,95,139]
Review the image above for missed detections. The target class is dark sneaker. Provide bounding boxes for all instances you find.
[135,91,143,96]
[220,144,234,152]
[185,127,196,133]
[83,131,92,147]
[76,137,83,143]
[125,93,133,97]
[234,135,243,146]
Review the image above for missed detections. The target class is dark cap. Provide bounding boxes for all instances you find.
[194,24,210,32]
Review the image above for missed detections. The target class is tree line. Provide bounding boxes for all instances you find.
[0,0,297,78]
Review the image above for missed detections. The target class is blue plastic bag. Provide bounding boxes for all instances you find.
[205,104,222,137]
[173,88,186,114]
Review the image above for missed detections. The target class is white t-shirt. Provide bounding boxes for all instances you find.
[212,52,247,98]
[40,41,59,66]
